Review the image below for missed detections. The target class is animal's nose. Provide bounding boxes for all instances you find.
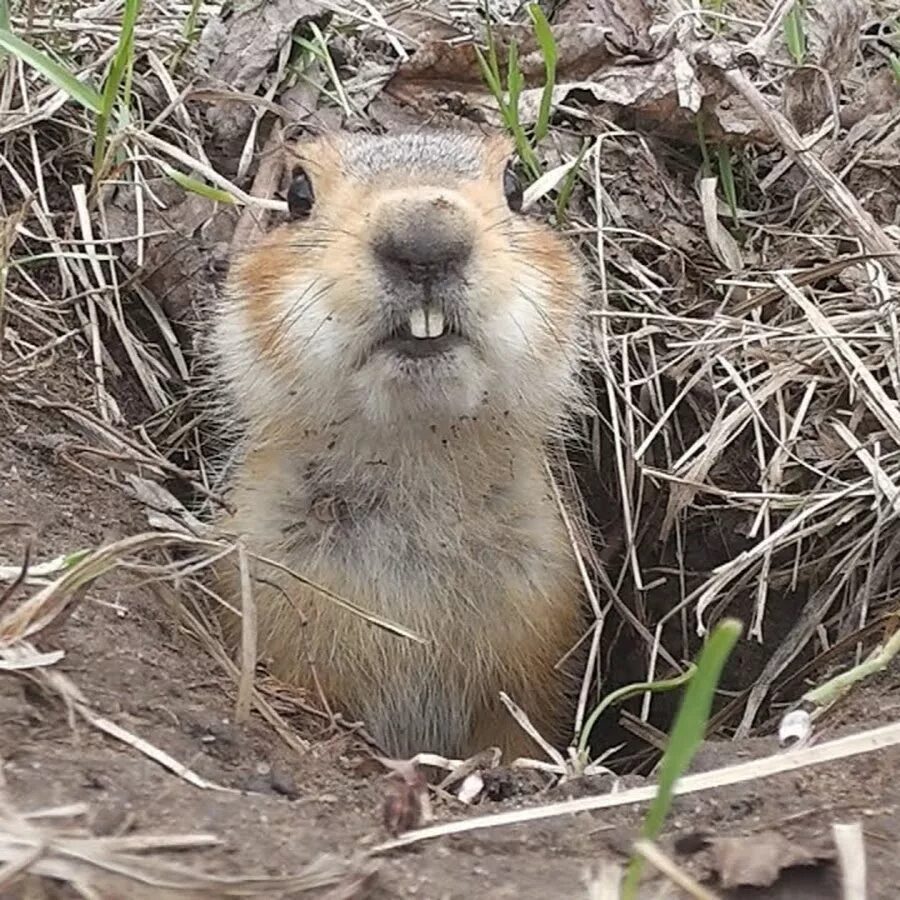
[372,195,474,283]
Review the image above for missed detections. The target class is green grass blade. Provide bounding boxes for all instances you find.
[706,0,725,34]
[0,1,8,65]
[476,9,539,178]
[93,0,140,178]
[474,7,505,114]
[183,0,202,41]
[528,3,557,143]
[474,45,503,100]
[170,0,204,72]
[506,39,522,113]
[505,41,540,177]
[0,27,103,112]
[783,1,806,64]
[621,618,743,899]
[161,164,236,204]
[695,113,712,176]
[716,144,738,227]
[891,54,900,85]
[62,549,91,569]
[576,664,697,764]
[483,2,501,89]
[103,0,140,116]
[119,3,139,114]
[308,21,352,117]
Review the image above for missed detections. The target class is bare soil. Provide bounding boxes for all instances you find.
[2,354,899,900]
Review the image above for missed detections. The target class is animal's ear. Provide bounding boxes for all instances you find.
[482,131,516,173]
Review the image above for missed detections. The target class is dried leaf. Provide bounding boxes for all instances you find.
[205,0,327,91]
[784,0,866,132]
[201,0,330,142]
[841,68,900,128]
[382,2,464,42]
[378,757,431,836]
[713,93,771,140]
[784,67,831,135]
[805,0,868,76]
[553,0,655,52]
[514,54,688,123]
[672,47,703,113]
[384,25,626,104]
[384,30,769,143]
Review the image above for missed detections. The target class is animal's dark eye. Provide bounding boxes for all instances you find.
[287,167,315,219]
[503,163,523,212]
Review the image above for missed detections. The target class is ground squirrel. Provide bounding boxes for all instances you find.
[210,129,589,760]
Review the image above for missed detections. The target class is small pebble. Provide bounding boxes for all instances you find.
[270,765,299,799]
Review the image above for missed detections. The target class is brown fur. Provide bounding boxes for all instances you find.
[210,129,589,759]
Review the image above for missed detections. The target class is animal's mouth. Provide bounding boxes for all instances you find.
[376,304,466,358]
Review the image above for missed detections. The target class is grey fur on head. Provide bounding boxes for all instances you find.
[331,130,486,181]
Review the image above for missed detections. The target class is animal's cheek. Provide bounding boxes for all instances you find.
[477,271,551,338]
[307,284,380,354]
[319,232,371,285]
[311,245,380,316]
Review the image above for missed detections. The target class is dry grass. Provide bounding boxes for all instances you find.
[1,794,374,898]
[1,0,899,894]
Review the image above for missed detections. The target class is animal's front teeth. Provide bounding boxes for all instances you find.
[425,308,445,337]
[408,307,445,339]
[409,307,428,338]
